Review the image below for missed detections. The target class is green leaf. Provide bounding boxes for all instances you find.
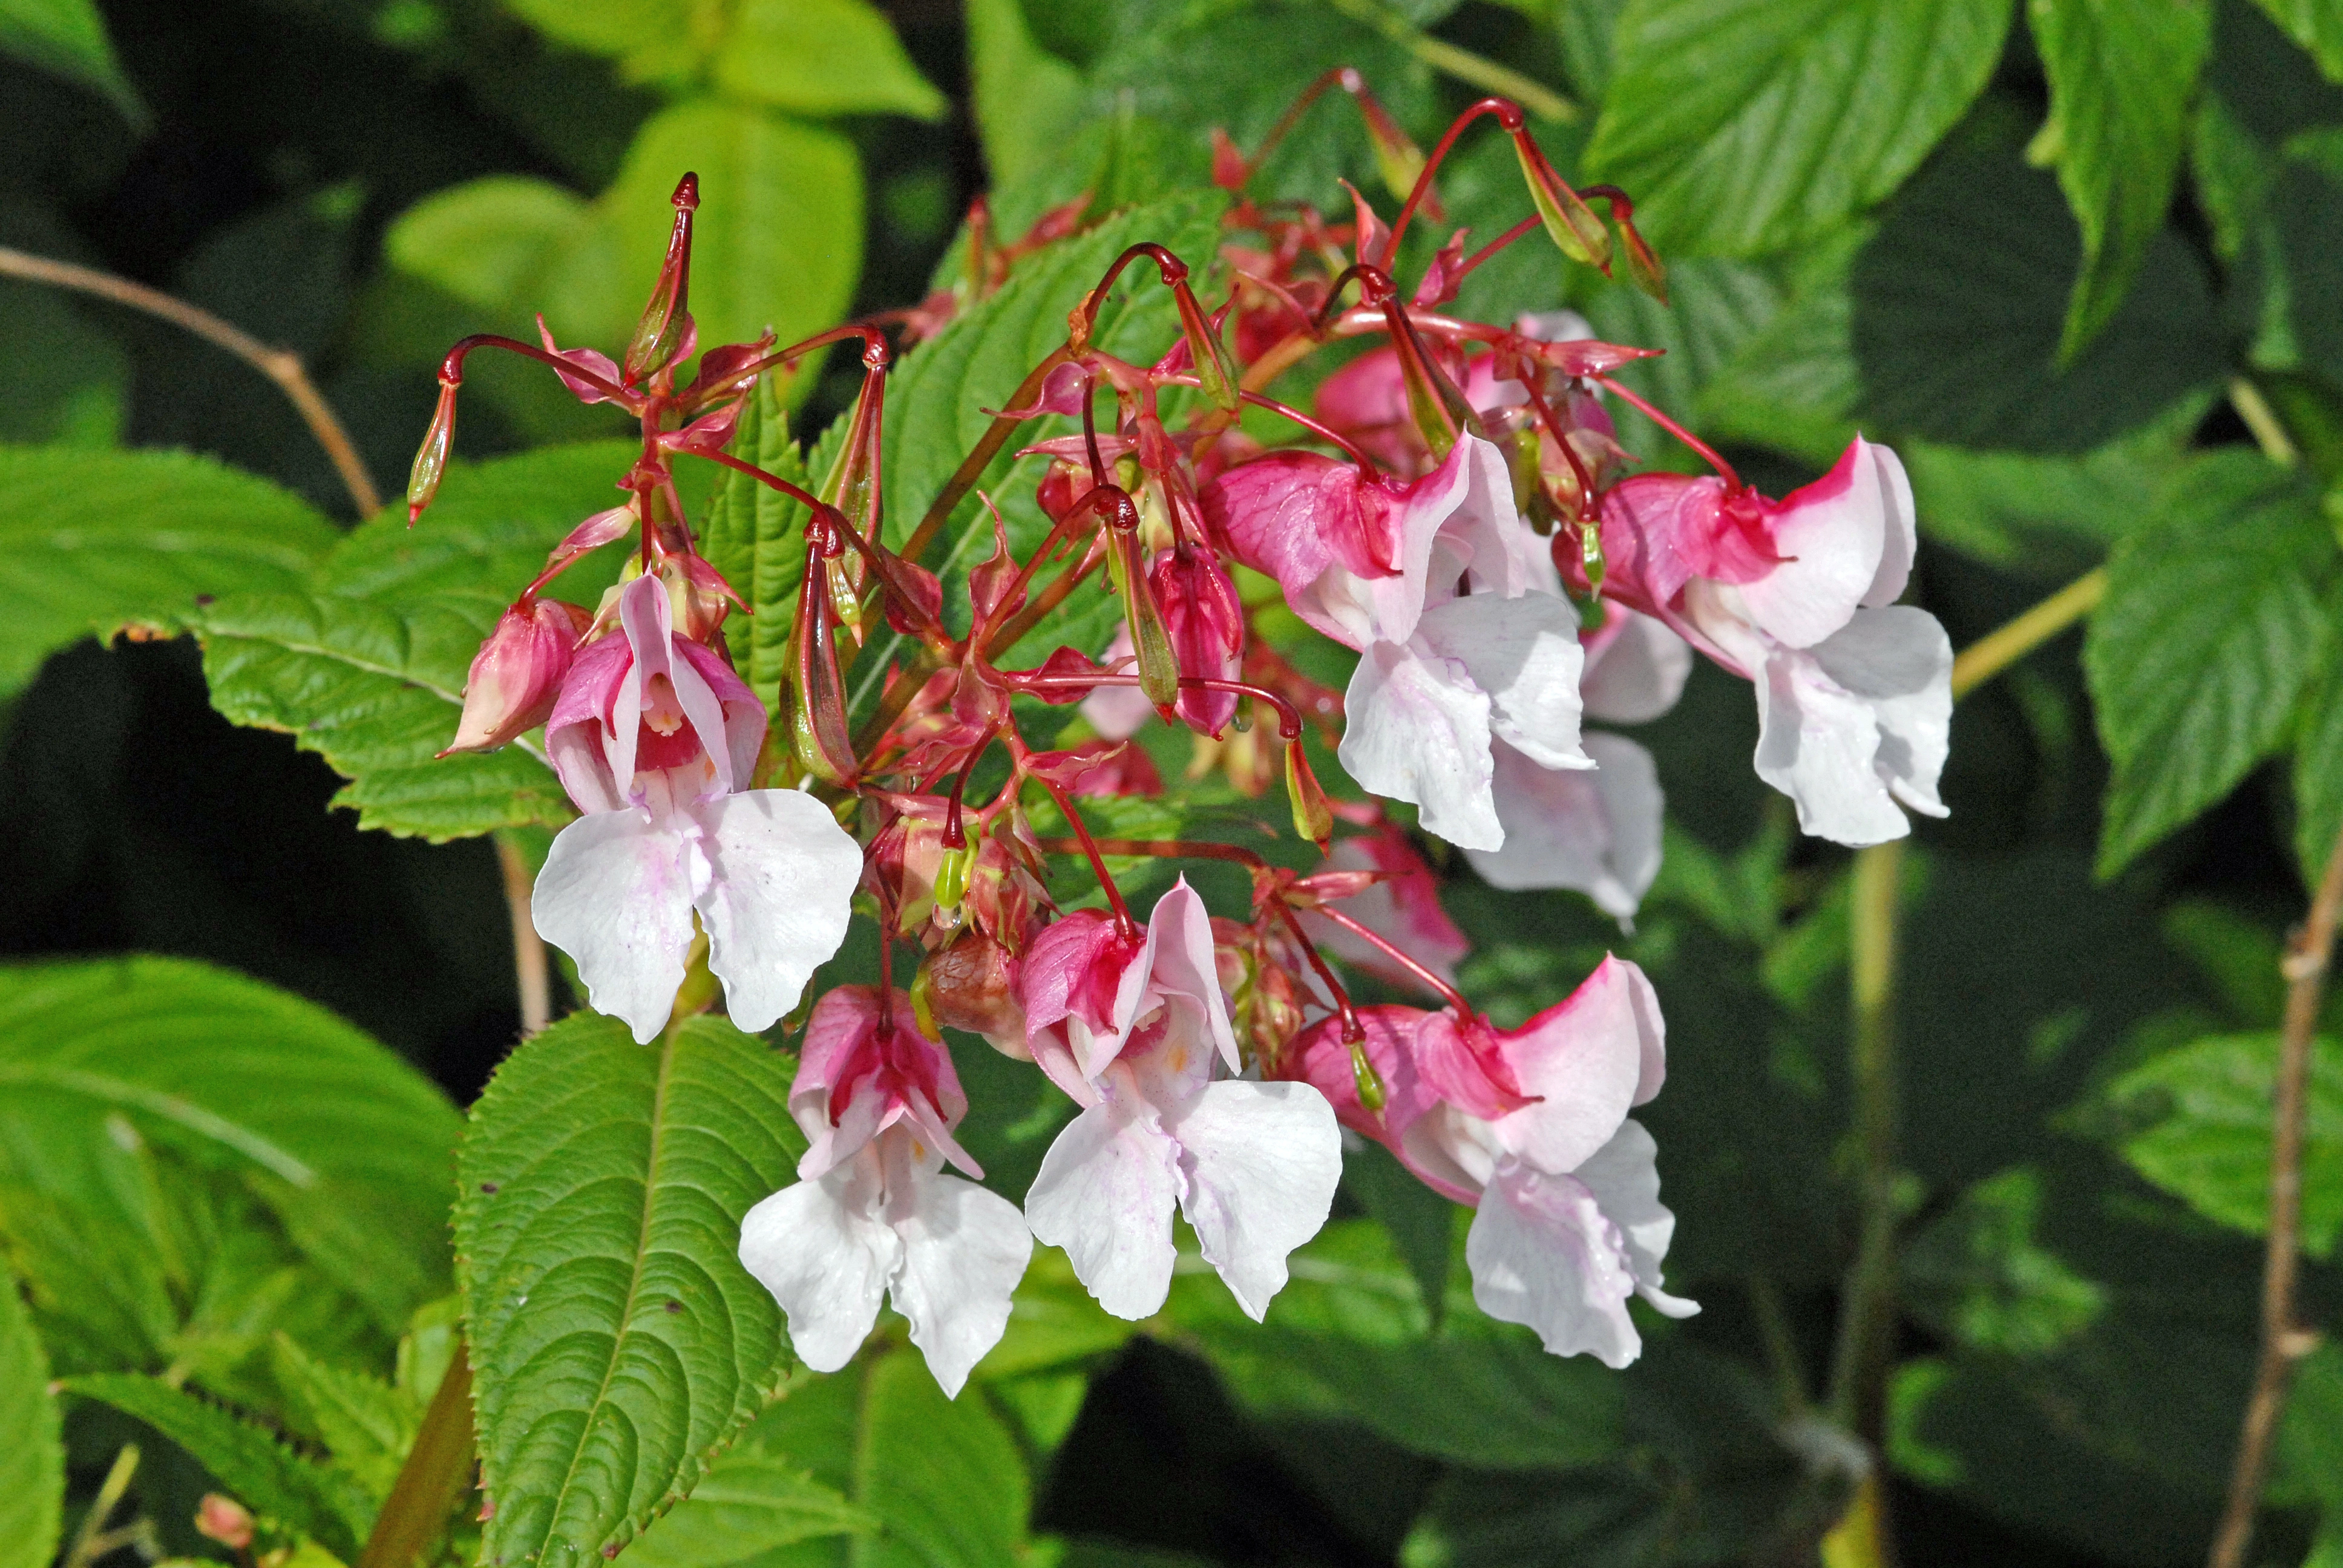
[0,446,339,697]
[622,1442,871,1568]
[1581,0,2014,255]
[455,1011,808,1568]
[701,383,823,701]
[714,0,946,121]
[2278,1342,2343,1508]
[1692,226,1867,465]
[2296,622,2343,885]
[2083,452,2331,874]
[2026,0,2215,360]
[192,442,648,843]
[966,0,1090,194]
[2103,1030,2343,1256]
[270,1334,419,1501]
[0,0,144,123]
[2250,0,2343,83]
[1902,1167,2108,1356]
[0,956,459,1336]
[385,177,594,313]
[853,1351,1029,1568]
[0,1259,62,1568]
[65,1372,375,1557]
[603,100,864,371]
[1852,102,2229,453]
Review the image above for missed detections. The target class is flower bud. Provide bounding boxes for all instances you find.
[1150,543,1245,736]
[407,378,457,523]
[195,1495,255,1550]
[442,598,591,755]
[1284,737,1334,850]
[1037,459,1084,524]
[920,933,1029,1059]
[1513,139,1611,273]
[1173,281,1244,414]
[623,172,700,384]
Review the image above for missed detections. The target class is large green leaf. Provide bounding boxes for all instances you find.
[193,442,646,842]
[66,1373,376,1557]
[1581,0,2013,255]
[385,177,595,314]
[622,1439,871,1568]
[2083,452,2332,874]
[2102,1031,2343,1257]
[0,956,459,1336]
[2026,0,2214,359]
[0,0,143,122]
[713,0,945,121]
[0,1259,61,1568]
[966,0,1089,195]
[0,446,339,697]
[270,1334,420,1501]
[2250,0,2343,82]
[456,1011,807,1568]
[1852,103,2228,453]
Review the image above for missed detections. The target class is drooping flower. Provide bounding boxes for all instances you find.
[1289,956,1694,1367]
[738,987,1031,1395]
[531,572,865,1042]
[1206,433,1591,851]
[1582,436,1950,846]
[1022,880,1343,1321]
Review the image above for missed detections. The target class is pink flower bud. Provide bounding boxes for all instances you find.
[406,378,457,523]
[1149,543,1244,736]
[921,934,1029,1059]
[442,598,591,755]
[195,1494,255,1549]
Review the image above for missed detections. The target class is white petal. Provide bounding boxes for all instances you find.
[888,1172,1034,1397]
[532,807,701,1043]
[1171,1080,1343,1320]
[692,788,866,1034]
[738,1160,897,1373]
[1438,434,1541,602]
[1573,1120,1697,1319]
[1466,735,1662,922]
[1860,439,1917,608]
[1339,640,1502,851]
[1415,593,1591,771]
[1737,445,1886,650]
[1752,606,1951,846]
[1581,610,1693,725]
[1466,1157,1642,1367]
[1024,1101,1185,1320]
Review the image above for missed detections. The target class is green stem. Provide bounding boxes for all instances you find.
[355,1334,476,1568]
[60,1445,139,1568]
[1829,840,1905,1457]
[1319,0,1578,122]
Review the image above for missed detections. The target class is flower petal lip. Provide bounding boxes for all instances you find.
[531,806,703,1044]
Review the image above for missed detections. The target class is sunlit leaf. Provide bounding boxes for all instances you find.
[0,1257,61,1568]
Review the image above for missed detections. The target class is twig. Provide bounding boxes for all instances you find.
[1947,569,2106,701]
[494,833,551,1036]
[356,1334,477,1568]
[2206,823,2343,1568]
[59,1445,140,1568]
[1829,840,1905,1467]
[0,245,382,516]
[1318,0,1578,122]
[2229,376,2300,470]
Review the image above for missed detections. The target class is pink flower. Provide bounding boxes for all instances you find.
[1298,821,1469,993]
[1152,543,1245,736]
[1584,437,1948,846]
[1021,881,1342,1320]
[1290,956,1693,1367]
[442,598,591,754]
[738,988,1032,1394]
[1208,434,1591,851]
[529,573,864,1042]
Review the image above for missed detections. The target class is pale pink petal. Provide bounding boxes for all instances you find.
[1339,639,1501,852]
[886,1165,1034,1397]
[1133,878,1239,1073]
[691,788,865,1034]
[738,1157,897,1373]
[1580,609,1692,725]
[1466,734,1661,921]
[1752,606,1951,846]
[1303,830,1467,991]
[1573,1120,1697,1319]
[1171,1080,1343,1321]
[1489,953,1649,1176]
[1079,627,1153,740]
[545,632,633,814]
[532,806,701,1043]
[1737,439,1887,650]
[1429,434,1543,605]
[1860,439,1917,608]
[676,638,768,791]
[1024,1101,1185,1320]
[1414,593,1590,771]
[1466,1157,1642,1367]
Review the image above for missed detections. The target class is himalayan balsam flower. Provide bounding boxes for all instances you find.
[1590,437,1949,846]
[531,573,864,1042]
[1293,955,1694,1366]
[1023,880,1343,1320]
[1207,433,1591,852]
[739,987,1032,1396]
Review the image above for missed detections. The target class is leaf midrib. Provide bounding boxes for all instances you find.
[535,1024,682,1559]
[0,1062,316,1184]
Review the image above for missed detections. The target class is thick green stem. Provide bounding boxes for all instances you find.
[355,1334,476,1568]
[1830,840,1905,1456]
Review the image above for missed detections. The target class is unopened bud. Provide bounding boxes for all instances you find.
[442,599,591,755]
[1619,215,1667,304]
[407,378,457,523]
[1037,459,1084,524]
[1285,739,1334,849]
[1514,139,1611,273]
[1173,282,1243,414]
[195,1494,255,1550]
[1346,74,1434,216]
[1103,494,1181,715]
[623,172,700,384]
[1346,1028,1386,1114]
[920,933,1029,1059]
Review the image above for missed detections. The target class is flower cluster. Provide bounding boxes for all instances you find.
[413,80,1952,1395]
